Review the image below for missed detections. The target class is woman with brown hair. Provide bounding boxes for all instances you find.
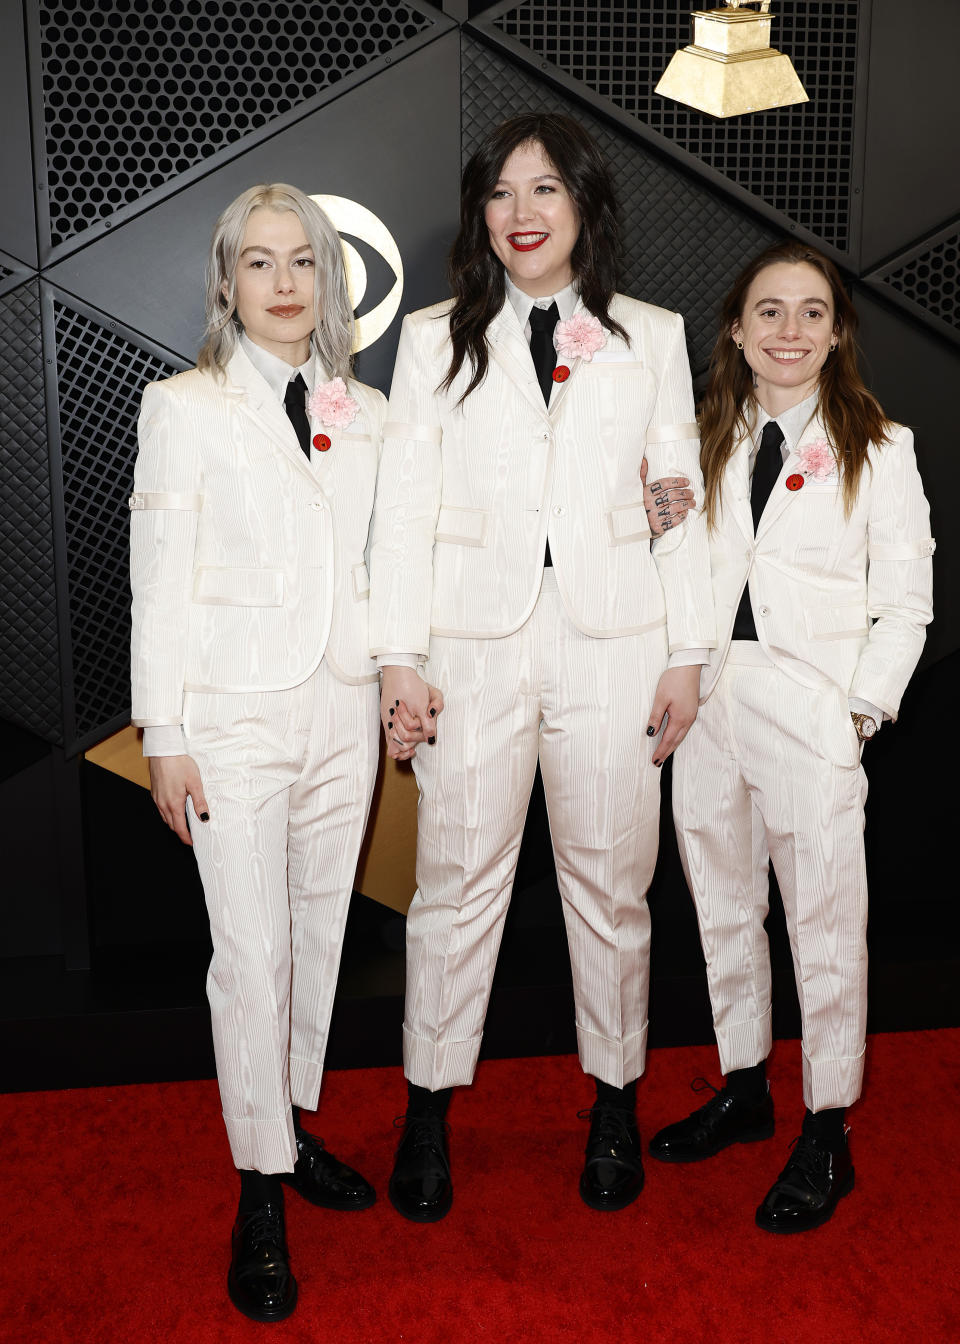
[649,241,935,1232]
[369,112,713,1221]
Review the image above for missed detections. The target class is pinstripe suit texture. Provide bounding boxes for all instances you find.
[370,295,716,1090]
[130,346,385,1171]
[673,414,934,1110]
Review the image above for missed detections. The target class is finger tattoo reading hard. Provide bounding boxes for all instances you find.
[649,481,663,493]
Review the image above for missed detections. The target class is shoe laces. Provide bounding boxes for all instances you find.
[393,1112,449,1149]
[241,1202,284,1250]
[778,1134,831,1190]
[576,1104,636,1145]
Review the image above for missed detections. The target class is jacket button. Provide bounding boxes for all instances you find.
[553,504,566,517]
[758,605,770,617]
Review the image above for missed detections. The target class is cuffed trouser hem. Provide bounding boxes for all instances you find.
[224,1110,296,1175]
[402,1024,482,1091]
[290,1054,324,1113]
[802,1047,865,1111]
[715,1007,773,1078]
[577,1022,647,1089]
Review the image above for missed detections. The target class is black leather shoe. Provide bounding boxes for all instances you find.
[388,1113,452,1223]
[280,1128,376,1210]
[578,1104,645,1212]
[227,1200,297,1323]
[755,1131,854,1233]
[649,1078,774,1163]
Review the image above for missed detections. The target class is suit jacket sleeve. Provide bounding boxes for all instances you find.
[643,312,716,652]
[849,425,935,718]
[129,379,203,726]
[368,312,444,658]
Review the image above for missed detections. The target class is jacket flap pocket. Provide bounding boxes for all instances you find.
[193,567,284,607]
[606,502,651,545]
[435,505,489,547]
[804,603,869,641]
[352,562,370,600]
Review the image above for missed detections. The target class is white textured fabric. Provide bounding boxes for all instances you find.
[184,659,380,1172]
[368,294,715,654]
[130,345,385,726]
[402,573,667,1091]
[701,415,934,717]
[674,653,868,1110]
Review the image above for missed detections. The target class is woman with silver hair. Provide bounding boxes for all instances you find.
[130,183,397,1321]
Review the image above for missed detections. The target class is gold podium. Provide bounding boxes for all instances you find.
[655,2,808,119]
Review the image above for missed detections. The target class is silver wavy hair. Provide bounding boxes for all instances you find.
[198,183,355,379]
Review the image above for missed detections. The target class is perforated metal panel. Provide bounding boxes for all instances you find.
[463,37,779,374]
[38,0,435,249]
[491,0,861,253]
[54,302,183,748]
[0,281,63,744]
[871,225,960,341]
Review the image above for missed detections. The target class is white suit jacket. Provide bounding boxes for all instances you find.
[130,344,385,729]
[702,411,935,717]
[369,294,715,655]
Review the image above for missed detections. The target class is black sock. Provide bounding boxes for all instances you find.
[594,1077,637,1111]
[802,1106,846,1144]
[406,1082,453,1119]
[725,1061,767,1102]
[238,1169,283,1212]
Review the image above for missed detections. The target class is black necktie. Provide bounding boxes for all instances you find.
[283,372,311,459]
[528,302,560,406]
[528,303,559,568]
[732,419,784,640]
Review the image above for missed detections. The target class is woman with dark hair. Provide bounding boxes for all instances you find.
[131,185,390,1320]
[369,113,714,1221]
[649,241,934,1232]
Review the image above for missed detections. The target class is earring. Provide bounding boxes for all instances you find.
[829,340,837,350]
[736,340,744,350]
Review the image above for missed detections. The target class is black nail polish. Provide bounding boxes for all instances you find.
[199,811,210,822]
[653,760,662,768]
[387,721,393,730]
[428,736,436,745]
[395,700,400,707]
[646,725,656,736]
[429,707,436,717]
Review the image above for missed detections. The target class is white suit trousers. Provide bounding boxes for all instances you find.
[404,571,668,1091]
[673,644,869,1111]
[183,658,380,1173]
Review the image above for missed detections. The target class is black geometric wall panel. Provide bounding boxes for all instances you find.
[35,0,437,250]
[0,281,63,744]
[53,300,183,749]
[463,36,779,375]
[866,221,960,347]
[488,0,862,254]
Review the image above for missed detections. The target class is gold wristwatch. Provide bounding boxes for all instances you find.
[850,712,877,741]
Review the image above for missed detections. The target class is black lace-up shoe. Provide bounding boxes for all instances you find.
[578,1104,645,1211]
[227,1200,297,1323]
[649,1078,775,1163]
[755,1131,854,1233]
[388,1113,452,1222]
[280,1128,376,1210]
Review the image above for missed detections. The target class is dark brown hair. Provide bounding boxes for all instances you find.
[443,113,627,399]
[700,240,891,526]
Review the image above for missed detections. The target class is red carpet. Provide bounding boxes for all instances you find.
[4,1029,959,1343]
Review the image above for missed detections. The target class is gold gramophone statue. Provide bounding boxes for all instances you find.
[655,1,808,118]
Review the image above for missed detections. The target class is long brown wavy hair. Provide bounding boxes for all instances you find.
[700,240,891,527]
[443,113,628,400]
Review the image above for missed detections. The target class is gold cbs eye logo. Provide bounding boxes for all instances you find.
[311,195,403,353]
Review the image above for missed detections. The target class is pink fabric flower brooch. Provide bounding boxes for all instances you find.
[796,439,837,482]
[553,313,606,362]
[308,377,359,429]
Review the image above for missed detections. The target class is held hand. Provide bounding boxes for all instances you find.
[381,666,444,761]
[646,665,701,766]
[641,456,695,537]
[148,754,209,846]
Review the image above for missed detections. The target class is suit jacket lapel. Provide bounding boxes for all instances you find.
[726,431,756,545]
[224,345,318,490]
[487,301,551,420]
[755,409,825,538]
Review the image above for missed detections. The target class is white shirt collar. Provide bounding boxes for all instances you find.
[505,276,579,334]
[751,390,820,460]
[240,333,315,403]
